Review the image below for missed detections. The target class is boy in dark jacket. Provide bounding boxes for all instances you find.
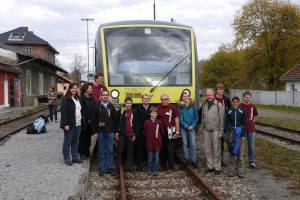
[144,106,164,176]
[115,97,139,173]
[92,90,116,176]
[225,96,246,178]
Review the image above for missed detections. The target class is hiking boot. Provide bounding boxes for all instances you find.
[204,168,215,173]
[167,168,173,174]
[191,162,199,169]
[72,159,83,164]
[221,160,228,167]
[98,170,105,176]
[153,171,159,176]
[238,172,245,178]
[147,171,152,176]
[136,164,142,171]
[249,163,259,169]
[65,160,73,166]
[214,170,221,175]
[183,160,190,166]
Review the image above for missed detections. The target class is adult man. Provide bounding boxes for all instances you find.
[200,88,225,175]
[215,83,231,167]
[135,94,152,171]
[91,73,107,104]
[92,90,116,176]
[157,93,180,174]
[239,91,259,169]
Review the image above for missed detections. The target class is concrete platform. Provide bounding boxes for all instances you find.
[0,113,91,200]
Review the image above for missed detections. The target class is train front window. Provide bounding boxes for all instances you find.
[104,27,192,86]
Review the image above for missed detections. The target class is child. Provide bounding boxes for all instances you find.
[144,106,164,176]
[225,96,246,178]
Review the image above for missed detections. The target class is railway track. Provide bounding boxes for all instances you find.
[256,122,300,145]
[87,153,224,200]
[0,108,50,140]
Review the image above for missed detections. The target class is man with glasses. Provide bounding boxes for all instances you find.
[92,90,116,176]
[157,93,180,174]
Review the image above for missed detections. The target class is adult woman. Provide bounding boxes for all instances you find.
[79,82,95,159]
[60,83,85,166]
[47,86,58,122]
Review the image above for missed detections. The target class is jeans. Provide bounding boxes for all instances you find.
[63,125,81,161]
[180,128,196,163]
[97,132,114,172]
[148,151,159,173]
[48,104,57,121]
[246,132,256,164]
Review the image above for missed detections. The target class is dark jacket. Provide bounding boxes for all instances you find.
[60,95,85,130]
[115,108,139,136]
[136,104,152,134]
[80,94,95,123]
[92,102,116,134]
[225,107,246,137]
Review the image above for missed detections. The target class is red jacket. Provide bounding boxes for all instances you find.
[144,119,164,151]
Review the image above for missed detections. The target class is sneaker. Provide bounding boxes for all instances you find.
[72,159,83,164]
[98,170,105,176]
[153,171,159,176]
[204,168,215,173]
[238,172,245,178]
[191,162,199,169]
[228,172,234,177]
[65,160,73,166]
[214,170,221,175]
[80,155,89,160]
[147,171,152,176]
[55,120,58,122]
[249,163,259,169]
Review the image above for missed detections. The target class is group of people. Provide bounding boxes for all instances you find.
[55,73,258,178]
[200,84,258,177]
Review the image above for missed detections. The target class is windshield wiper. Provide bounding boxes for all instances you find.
[150,53,190,93]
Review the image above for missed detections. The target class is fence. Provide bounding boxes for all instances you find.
[230,89,300,107]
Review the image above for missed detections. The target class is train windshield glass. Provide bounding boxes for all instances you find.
[104,27,192,86]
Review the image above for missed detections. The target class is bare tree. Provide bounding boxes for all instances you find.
[70,54,86,84]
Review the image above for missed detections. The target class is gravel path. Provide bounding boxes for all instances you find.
[0,113,89,200]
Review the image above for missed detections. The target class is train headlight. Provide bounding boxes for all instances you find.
[182,89,191,96]
[111,90,119,98]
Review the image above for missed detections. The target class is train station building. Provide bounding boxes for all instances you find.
[0,27,68,108]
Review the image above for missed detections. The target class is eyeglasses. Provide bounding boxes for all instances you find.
[161,98,169,101]
[102,94,109,96]
[232,100,239,103]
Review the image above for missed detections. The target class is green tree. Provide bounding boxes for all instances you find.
[200,49,243,91]
[232,0,300,90]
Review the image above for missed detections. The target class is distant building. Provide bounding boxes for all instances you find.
[57,72,72,95]
[0,27,67,108]
[280,64,300,91]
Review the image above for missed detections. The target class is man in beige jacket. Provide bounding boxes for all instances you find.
[200,88,225,175]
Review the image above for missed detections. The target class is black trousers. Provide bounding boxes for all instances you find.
[159,133,176,169]
[116,135,134,170]
[78,124,92,156]
[134,133,147,165]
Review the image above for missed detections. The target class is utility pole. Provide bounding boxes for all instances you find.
[153,0,156,20]
[90,46,95,74]
[81,18,94,82]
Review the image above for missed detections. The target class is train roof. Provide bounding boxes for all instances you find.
[98,20,193,29]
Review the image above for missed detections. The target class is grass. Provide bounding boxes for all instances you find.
[256,104,300,113]
[256,117,300,131]
[254,137,300,195]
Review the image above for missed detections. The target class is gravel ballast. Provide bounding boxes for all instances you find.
[0,113,90,200]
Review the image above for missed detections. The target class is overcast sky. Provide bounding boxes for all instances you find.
[1,0,299,72]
